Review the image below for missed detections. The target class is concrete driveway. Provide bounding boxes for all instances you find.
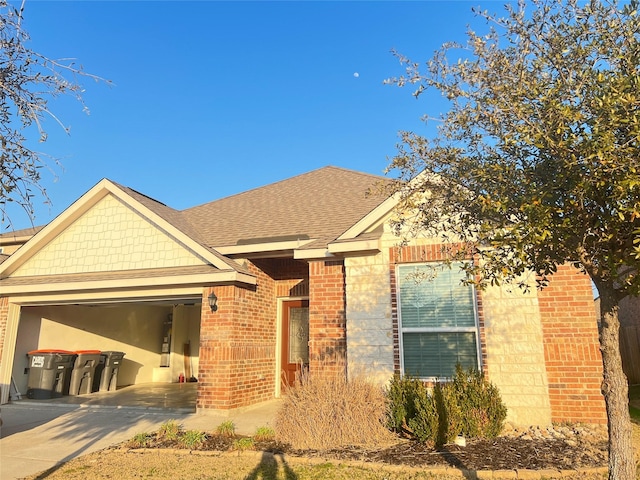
[0,388,281,480]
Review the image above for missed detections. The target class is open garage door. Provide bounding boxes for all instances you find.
[10,298,201,410]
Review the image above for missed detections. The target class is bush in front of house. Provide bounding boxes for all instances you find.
[274,362,394,450]
[386,365,507,446]
[451,364,507,439]
[386,373,422,432]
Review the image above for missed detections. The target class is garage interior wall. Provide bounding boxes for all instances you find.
[11,303,202,396]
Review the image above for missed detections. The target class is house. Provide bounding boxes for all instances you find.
[0,166,606,426]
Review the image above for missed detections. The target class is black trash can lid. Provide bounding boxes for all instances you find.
[28,349,75,355]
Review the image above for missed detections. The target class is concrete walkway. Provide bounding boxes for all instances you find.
[0,393,281,480]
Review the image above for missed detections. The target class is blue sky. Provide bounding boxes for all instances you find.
[4,0,488,232]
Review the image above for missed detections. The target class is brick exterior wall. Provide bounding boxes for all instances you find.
[538,265,607,424]
[197,261,277,410]
[253,258,309,298]
[196,258,311,410]
[308,259,347,377]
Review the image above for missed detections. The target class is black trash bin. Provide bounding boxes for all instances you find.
[94,351,125,392]
[26,350,76,399]
[68,350,102,395]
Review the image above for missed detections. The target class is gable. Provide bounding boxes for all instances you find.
[11,194,207,277]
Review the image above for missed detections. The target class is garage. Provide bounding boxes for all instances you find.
[0,178,257,409]
[10,300,202,406]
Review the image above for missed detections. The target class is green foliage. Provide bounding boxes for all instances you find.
[386,374,422,432]
[180,430,208,449]
[451,365,507,439]
[232,437,255,451]
[387,367,506,446]
[253,426,275,441]
[216,420,236,437]
[406,381,462,447]
[405,380,438,444]
[127,432,153,448]
[157,420,182,441]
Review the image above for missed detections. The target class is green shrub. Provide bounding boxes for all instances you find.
[127,432,153,448]
[386,364,507,445]
[157,420,182,441]
[406,381,462,447]
[434,381,463,446]
[406,380,438,444]
[451,364,507,439]
[233,437,255,451]
[180,430,207,449]
[386,374,422,432]
[215,420,236,437]
[253,426,275,441]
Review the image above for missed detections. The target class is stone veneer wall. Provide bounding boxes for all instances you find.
[344,252,395,384]
[481,281,553,426]
[0,297,8,392]
[380,228,554,426]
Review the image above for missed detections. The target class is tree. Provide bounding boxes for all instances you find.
[385,1,639,478]
[0,0,105,229]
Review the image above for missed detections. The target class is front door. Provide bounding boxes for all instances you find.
[281,299,309,387]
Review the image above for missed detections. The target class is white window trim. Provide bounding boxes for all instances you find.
[396,261,482,381]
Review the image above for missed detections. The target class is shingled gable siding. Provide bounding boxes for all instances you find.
[308,259,347,377]
[196,262,277,410]
[0,297,8,379]
[538,265,607,424]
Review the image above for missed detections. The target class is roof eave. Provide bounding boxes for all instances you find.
[0,270,256,297]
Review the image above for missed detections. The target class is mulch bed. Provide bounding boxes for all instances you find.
[131,432,608,471]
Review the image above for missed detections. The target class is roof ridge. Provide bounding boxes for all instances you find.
[182,165,387,213]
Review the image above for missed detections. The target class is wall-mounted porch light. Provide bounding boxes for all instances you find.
[208,291,218,312]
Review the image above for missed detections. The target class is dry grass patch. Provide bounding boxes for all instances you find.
[275,367,395,450]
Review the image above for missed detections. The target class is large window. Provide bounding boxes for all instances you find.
[397,262,480,379]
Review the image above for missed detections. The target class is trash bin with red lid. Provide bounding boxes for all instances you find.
[26,350,76,399]
[68,350,102,395]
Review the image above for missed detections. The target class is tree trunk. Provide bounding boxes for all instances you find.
[598,288,635,480]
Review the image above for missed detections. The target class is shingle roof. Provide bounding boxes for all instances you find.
[182,166,391,249]
[0,167,392,261]
[0,226,44,239]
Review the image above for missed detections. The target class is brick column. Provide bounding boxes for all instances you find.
[308,259,347,378]
[196,262,277,410]
[538,265,607,424]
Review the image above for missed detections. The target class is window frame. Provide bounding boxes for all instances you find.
[396,261,482,381]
